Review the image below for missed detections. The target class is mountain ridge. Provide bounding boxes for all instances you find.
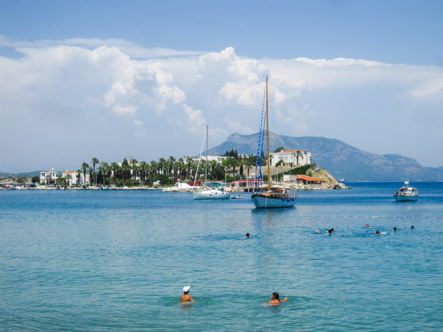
[208,132,443,182]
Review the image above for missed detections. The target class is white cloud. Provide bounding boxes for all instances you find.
[113,104,138,116]
[1,38,443,171]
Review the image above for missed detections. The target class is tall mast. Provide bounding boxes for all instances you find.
[205,124,208,186]
[266,76,271,191]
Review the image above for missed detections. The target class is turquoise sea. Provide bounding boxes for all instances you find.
[1,182,442,331]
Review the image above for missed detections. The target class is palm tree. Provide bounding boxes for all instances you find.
[66,174,72,186]
[186,157,193,179]
[92,158,99,185]
[158,158,166,175]
[139,161,148,183]
[130,158,138,182]
[110,162,119,184]
[168,156,176,176]
[100,162,109,186]
[88,167,94,186]
[163,160,171,177]
[121,164,130,185]
[45,175,51,186]
[76,169,82,186]
[82,162,89,187]
[150,161,158,177]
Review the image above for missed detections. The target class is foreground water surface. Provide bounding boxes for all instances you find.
[1,182,442,331]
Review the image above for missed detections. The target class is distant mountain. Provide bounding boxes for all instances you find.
[0,171,42,178]
[208,132,443,182]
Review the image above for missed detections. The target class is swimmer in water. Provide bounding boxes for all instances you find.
[393,227,397,232]
[268,292,287,305]
[375,230,380,235]
[411,226,414,229]
[328,229,332,235]
[246,233,251,238]
[180,286,195,303]
[366,224,369,228]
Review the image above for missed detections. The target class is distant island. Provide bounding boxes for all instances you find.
[1,132,442,185]
[207,133,443,182]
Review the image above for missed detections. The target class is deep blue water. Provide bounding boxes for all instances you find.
[1,183,442,331]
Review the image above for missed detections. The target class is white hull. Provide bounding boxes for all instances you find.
[252,194,295,209]
[394,194,418,201]
[193,189,230,200]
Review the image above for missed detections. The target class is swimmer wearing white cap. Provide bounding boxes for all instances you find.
[181,286,195,303]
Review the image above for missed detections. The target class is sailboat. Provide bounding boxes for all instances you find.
[251,76,296,209]
[193,125,230,200]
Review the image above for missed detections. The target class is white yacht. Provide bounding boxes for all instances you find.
[394,181,418,201]
[193,125,230,200]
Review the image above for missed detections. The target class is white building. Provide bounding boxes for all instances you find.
[61,171,90,186]
[191,154,227,165]
[270,150,311,168]
[40,168,59,184]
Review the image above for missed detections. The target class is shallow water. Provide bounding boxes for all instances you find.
[1,183,442,331]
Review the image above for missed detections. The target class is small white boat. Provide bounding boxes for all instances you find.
[193,188,230,200]
[230,195,243,199]
[163,182,197,192]
[193,125,230,200]
[394,181,418,201]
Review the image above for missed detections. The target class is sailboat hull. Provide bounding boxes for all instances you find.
[193,189,230,200]
[251,193,295,209]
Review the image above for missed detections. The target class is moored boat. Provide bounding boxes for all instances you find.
[251,76,296,209]
[193,125,230,200]
[394,181,418,201]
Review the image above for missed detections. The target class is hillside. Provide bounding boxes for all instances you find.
[208,132,443,182]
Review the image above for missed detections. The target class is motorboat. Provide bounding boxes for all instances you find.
[230,195,243,199]
[394,181,418,201]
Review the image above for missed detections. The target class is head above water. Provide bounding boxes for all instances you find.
[411,226,414,229]
[183,286,190,294]
[376,230,380,235]
[272,292,280,300]
[246,233,250,237]
[366,224,369,228]
[393,227,397,231]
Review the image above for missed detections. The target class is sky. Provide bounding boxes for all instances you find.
[1,0,443,173]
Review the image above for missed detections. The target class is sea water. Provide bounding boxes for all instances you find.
[0,183,442,331]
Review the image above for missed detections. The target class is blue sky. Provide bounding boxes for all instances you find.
[1,0,443,172]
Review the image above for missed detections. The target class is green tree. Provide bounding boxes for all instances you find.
[92,157,99,185]
[31,176,39,183]
[110,162,119,184]
[82,162,89,187]
[130,158,138,182]
[99,161,109,186]
[274,146,284,153]
[88,167,93,186]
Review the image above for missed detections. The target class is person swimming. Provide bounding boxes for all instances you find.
[375,230,380,235]
[246,233,251,238]
[268,292,287,305]
[411,226,414,229]
[180,286,195,303]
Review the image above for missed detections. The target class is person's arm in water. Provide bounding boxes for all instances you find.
[280,297,288,303]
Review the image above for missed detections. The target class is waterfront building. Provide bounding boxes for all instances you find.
[270,150,311,167]
[61,171,90,186]
[39,168,59,184]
